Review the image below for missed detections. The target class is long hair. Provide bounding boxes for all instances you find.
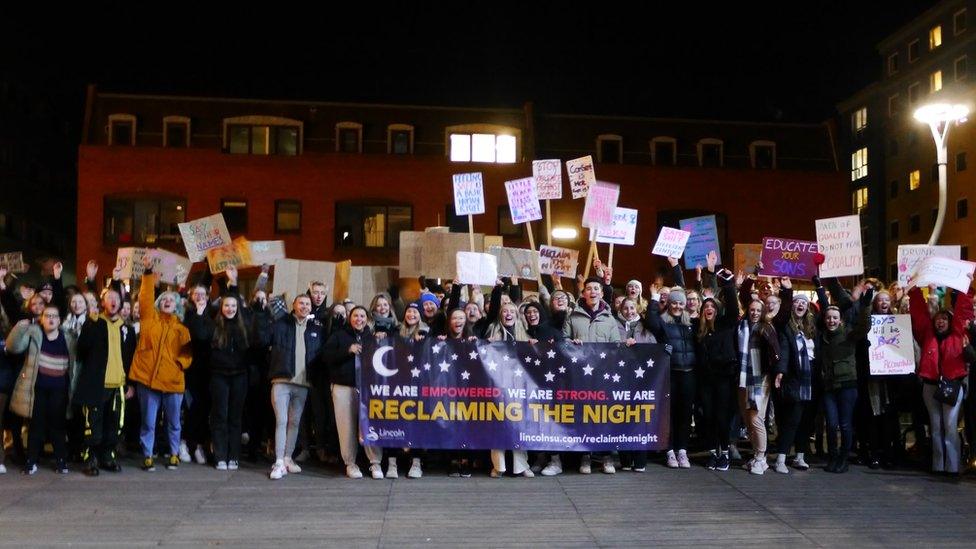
[789,307,817,339]
[445,308,473,339]
[696,298,721,340]
[213,296,248,350]
[398,307,427,340]
[747,298,773,328]
[369,292,397,324]
[487,302,529,342]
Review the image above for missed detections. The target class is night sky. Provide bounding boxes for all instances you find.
[2,2,937,126]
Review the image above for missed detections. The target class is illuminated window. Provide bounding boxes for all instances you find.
[909,39,920,62]
[597,134,623,164]
[496,135,517,163]
[955,8,967,35]
[852,187,869,214]
[472,134,496,162]
[909,169,921,190]
[956,55,968,80]
[650,137,677,166]
[335,122,362,153]
[108,114,136,146]
[930,25,943,50]
[450,134,471,161]
[697,138,723,167]
[851,148,868,181]
[103,197,185,245]
[851,107,867,135]
[335,202,412,248]
[275,200,301,234]
[221,199,247,234]
[908,82,920,104]
[888,94,900,117]
[387,124,414,155]
[888,52,899,75]
[931,70,943,92]
[750,140,776,169]
[447,124,520,163]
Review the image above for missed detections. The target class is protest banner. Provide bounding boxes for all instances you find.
[910,256,976,292]
[538,245,579,277]
[734,244,762,274]
[591,207,638,247]
[868,315,915,375]
[272,258,338,303]
[532,159,562,201]
[505,177,542,225]
[456,252,498,286]
[651,227,691,258]
[206,243,247,274]
[679,215,721,270]
[897,245,961,286]
[249,240,286,265]
[759,237,819,280]
[422,232,486,279]
[566,155,595,199]
[178,213,232,262]
[359,339,670,451]
[582,181,620,229]
[452,172,485,216]
[489,246,540,278]
[0,252,26,273]
[815,214,864,278]
[115,248,192,285]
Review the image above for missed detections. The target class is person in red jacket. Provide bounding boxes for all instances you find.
[908,278,974,475]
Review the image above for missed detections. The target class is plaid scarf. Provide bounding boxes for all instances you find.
[795,331,813,401]
[737,320,763,405]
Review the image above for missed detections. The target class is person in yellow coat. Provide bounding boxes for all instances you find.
[129,254,192,472]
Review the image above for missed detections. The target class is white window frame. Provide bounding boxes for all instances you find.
[221,115,303,154]
[888,52,900,75]
[162,115,191,148]
[386,124,414,155]
[596,134,623,164]
[107,113,136,146]
[335,121,363,153]
[956,55,968,81]
[908,39,920,63]
[888,94,900,117]
[696,138,724,167]
[650,136,677,166]
[749,140,777,169]
[444,124,522,164]
[908,82,921,105]
[955,8,967,35]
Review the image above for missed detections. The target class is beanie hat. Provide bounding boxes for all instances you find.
[406,301,421,312]
[419,292,441,309]
[701,295,723,315]
[668,289,687,306]
[793,293,810,305]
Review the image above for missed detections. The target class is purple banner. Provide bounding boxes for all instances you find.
[760,237,819,280]
[357,339,670,452]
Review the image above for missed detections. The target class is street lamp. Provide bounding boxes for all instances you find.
[913,102,970,245]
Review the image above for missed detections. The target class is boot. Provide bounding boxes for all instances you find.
[834,452,849,473]
[823,451,838,473]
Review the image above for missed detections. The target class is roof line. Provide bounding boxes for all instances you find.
[540,112,828,128]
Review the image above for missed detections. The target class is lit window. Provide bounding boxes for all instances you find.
[450,132,517,163]
[958,198,969,219]
[472,134,496,162]
[335,202,412,248]
[851,148,868,181]
[931,70,943,92]
[930,25,943,50]
[103,197,185,245]
[163,116,190,148]
[909,169,921,190]
[496,135,517,163]
[852,187,869,214]
[697,138,723,167]
[909,39,920,62]
[275,200,301,233]
[335,122,362,153]
[888,52,900,75]
[888,94,900,117]
[851,107,867,135]
[221,199,247,234]
[908,82,920,104]
[750,140,776,169]
[597,135,623,164]
[650,137,677,166]
[450,134,471,161]
[108,114,136,146]
[955,8,967,35]
[956,56,968,81]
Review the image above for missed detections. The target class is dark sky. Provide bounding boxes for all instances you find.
[2,2,938,124]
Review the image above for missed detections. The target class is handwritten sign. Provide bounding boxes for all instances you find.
[178,213,232,262]
[489,246,540,278]
[582,181,620,229]
[538,245,579,277]
[505,177,543,225]
[815,214,864,278]
[532,159,562,200]
[734,244,763,275]
[456,252,498,286]
[590,207,638,246]
[0,252,26,273]
[115,248,192,286]
[566,155,596,199]
[869,315,915,375]
[651,227,691,258]
[911,256,976,292]
[897,245,961,286]
[679,215,722,270]
[759,237,819,280]
[452,172,485,216]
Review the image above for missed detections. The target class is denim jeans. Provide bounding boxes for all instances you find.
[137,384,184,458]
[823,387,857,456]
[922,382,965,473]
[272,382,308,462]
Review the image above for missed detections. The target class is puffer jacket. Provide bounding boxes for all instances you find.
[128,272,192,393]
[562,301,621,343]
[7,321,77,418]
[909,286,974,382]
[819,301,871,391]
[645,302,697,372]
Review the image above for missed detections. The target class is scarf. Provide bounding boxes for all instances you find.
[737,320,763,406]
[101,314,126,388]
[795,332,813,401]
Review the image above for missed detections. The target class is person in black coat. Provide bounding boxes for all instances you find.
[522,301,564,343]
[207,294,254,469]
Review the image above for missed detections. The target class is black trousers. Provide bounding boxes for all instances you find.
[184,373,211,453]
[81,387,125,464]
[670,370,696,451]
[27,382,68,463]
[774,394,805,455]
[699,373,736,452]
[210,372,247,463]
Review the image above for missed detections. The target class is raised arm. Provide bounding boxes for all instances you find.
[825,277,853,312]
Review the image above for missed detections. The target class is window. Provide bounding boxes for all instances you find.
[955,8,967,35]
[851,148,868,181]
[889,180,899,199]
[888,94,900,117]
[275,200,301,233]
[108,114,136,146]
[222,116,302,155]
[909,39,920,62]
[163,116,190,148]
[910,169,921,190]
[334,202,412,248]
[697,138,723,167]
[910,213,921,234]
[750,140,776,169]
[908,82,921,105]
[930,25,943,50]
[221,199,247,234]
[958,198,969,219]
[958,151,968,171]
[889,138,899,156]
[446,124,520,163]
[335,122,362,153]
[956,55,968,81]
[103,197,185,245]
[853,187,869,214]
[498,206,523,237]
[888,52,900,75]
[387,124,414,155]
[651,137,677,166]
[851,107,867,135]
[596,135,623,164]
[890,220,900,239]
[931,70,943,92]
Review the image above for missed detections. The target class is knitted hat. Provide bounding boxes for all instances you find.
[793,293,810,305]
[668,289,687,306]
[38,281,54,293]
[419,292,441,309]
[406,301,421,313]
[701,295,723,315]
[626,279,643,292]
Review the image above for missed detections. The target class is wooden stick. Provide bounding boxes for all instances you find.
[608,243,615,270]
[545,199,552,246]
[467,214,475,252]
[526,220,536,251]
[583,239,596,279]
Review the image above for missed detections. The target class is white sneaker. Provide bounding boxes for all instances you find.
[241,432,250,446]
[346,465,363,479]
[774,461,790,474]
[541,457,563,476]
[178,441,192,463]
[0,464,6,474]
[294,449,310,463]
[407,458,423,478]
[369,464,384,479]
[193,445,206,465]
[216,461,228,471]
[579,455,592,475]
[228,461,239,471]
[666,450,679,469]
[284,458,302,474]
[386,458,399,479]
[677,450,691,469]
[791,455,810,470]
[521,469,535,478]
[269,460,287,480]
[750,457,767,475]
[602,458,616,474]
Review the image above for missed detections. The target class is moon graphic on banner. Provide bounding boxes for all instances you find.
[372,346,398,377]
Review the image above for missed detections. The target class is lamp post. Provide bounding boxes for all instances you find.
[913,103,970,245]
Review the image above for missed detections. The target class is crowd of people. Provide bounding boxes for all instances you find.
[0,249,974,481]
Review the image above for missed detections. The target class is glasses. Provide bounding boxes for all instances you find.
[42,313,60,319]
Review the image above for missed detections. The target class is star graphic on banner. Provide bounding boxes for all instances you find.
[480,348,488,355]
[524,356,533,364]
[411,368,421,378]
[432,344,443,354]
[571,357,578,364]
[487,361,498,372]
[546,349,556,359]
[634,366,646,379]
[544,371,555,382]
[612,373,621,383]
[461,371,471,381]
[603,373,611,380]
[451,353,459,361]
[423,363,432,371]
[618,360,625,367]
[646,358,655,367]
[600,352,607,359]
[503,355,511,361]
[534,359,541,366]
[582,365,593,376]
[407,355,414,363]
[514,368,523,377]
[439,361,451,373]
[469,351,478,360]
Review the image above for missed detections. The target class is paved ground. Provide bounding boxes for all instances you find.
[1,456,975,548]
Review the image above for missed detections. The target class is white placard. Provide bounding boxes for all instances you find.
[532,159,563,200]
[911,256,976,292]
[566,155,596,199]
[651,227,691,258]
[452,172,485,216]
[456,251,498,286]
[868,315,915,375]
[177,213,232,263]
[897,245,961,286]
[504,177,543,225]
[815,214,864,278]
[590,207,639,246]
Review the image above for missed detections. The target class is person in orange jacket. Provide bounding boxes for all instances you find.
[129,254,192,472]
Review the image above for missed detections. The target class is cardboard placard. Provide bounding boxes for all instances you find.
[911,256,976,292]
[815,214,864,278]
[679,215,722,270]
[733,244,762,274]
[484,236,504,250]
[532,159,563,200]
[505,177,543,225]
[651,227,691,258]
[489,246,540,278]
[249,240,287,265]
[538,245,579,277]
[115,248,192,286]
[178,213,232,262]
[868,315,915,375]
[421,232,486,279]
[759,237,819,280]
[347,266,396,309]
[398,231,426,279]
[272,259,338,304]
[897,245,961,286]
[566,155,596,199]
[582,181,620,229]
[590,207,638,246]
[206,243,246,274]
[452,172,485,216]
[456,252,498,286]
[0,252,26,273]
